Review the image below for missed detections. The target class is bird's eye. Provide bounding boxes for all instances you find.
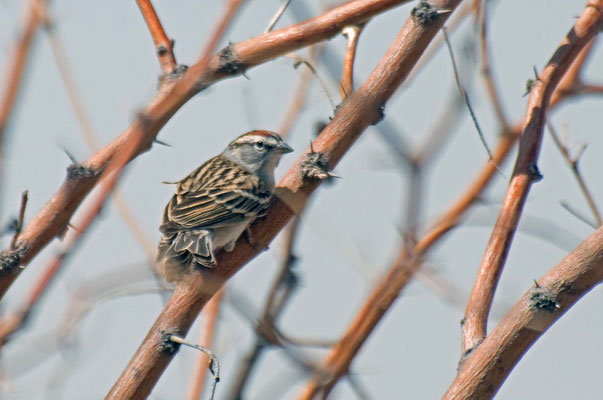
[254,141,265,150]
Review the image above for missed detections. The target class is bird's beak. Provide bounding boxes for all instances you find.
[276,141,294,154]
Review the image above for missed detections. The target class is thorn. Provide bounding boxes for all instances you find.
[153,139,172,147]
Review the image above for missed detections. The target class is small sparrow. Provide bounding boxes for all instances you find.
[157,130,293,281]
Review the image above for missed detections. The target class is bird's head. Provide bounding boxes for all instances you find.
[223,130,293,181]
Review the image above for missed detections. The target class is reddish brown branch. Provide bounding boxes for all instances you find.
[0,0,47,193]
[340,24,364,99]
[297,5,602,391]
[478,0,509,130]
[0,120,146,346]
[136,0,178,74]
[0,0,408,302]
[187,288,224,400]
[444,225,603,398]
[107,2,459,398]
[461,0,603,356]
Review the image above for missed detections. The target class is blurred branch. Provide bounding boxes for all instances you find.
[136,0,179,75]
[42,11,158,262]
[187,288,224,400]
[461,0,603,356]
[108,2,460,397]
[227,215,302,399]
[266,0,294,32]
[299,2,603,392]
[0,121,148,346]
[445,225,603,398]
[548,122,602,226]
[477,0,509,130]
[278,46,325,137]
[0,0,410,302]
[0,0,48,202]
[442,28,492,161]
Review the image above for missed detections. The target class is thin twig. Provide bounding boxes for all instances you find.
[477,0,509,130]
[266,0,294,33]
[442,27,493,161]
[278,46,325,137]
[0,0,47,205]
[10,191,28,250]
[187,289,224,400]
[136,0,178,74]
[560,201,598,229]
[547,121,602,226]
[340,24,364,100]
[170,335,220,400]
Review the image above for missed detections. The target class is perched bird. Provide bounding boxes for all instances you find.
[157,130,293,281]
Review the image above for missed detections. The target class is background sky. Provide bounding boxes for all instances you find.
[1,0,602,399]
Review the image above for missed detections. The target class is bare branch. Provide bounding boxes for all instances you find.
[136,0,179,75]
[108,1,460,397]
[187,289,224,400]
[461,0,603,356]
[445,225,603,398]
[548,121,602,226]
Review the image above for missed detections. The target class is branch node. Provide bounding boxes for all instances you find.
[217,43,247,75]
[160,331,182,356]
[66,163,96,180]
[0,245,27,276]
[158,64,189,86]
[527,163,543,182]
[411,1,448,25]
[301,146,339,181]
[529,287,560,313]
[372,103,386,126]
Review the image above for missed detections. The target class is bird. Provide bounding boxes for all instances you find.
[157,130,293,282]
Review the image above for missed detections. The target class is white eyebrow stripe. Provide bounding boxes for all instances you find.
[233,135,279,146]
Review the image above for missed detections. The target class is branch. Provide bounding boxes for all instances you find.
[0,0,408,301]
[187,289,224,400]
[0,0,47,198]
[107,2,460,398]
[297,8,601,389]
[136,0,179,75]
[461,0,603,355]
[444,225,603,398]
[340,24,364,99]
[547,122,602,226]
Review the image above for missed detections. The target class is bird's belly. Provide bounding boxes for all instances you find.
[212,222,249,249]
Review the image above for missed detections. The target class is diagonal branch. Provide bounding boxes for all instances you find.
[107,2,461,398]
[461,0,603,356]
[0,0,49,200]
[444,225,603,398]
[0,0,410,302]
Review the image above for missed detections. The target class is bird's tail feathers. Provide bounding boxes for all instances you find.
[157,230,216,282]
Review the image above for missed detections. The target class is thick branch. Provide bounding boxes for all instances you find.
[461,0,603,355]
[444,225,603,398]
[0,0,409,301]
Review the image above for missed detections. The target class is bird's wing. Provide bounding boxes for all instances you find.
[160,156,272,232]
